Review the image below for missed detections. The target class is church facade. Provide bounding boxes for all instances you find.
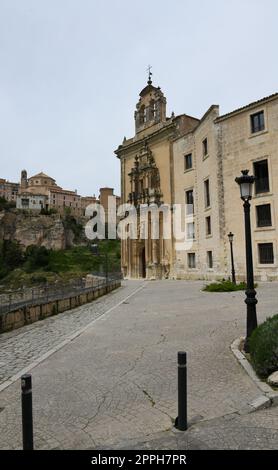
[115,77,198,279]
[115,78,278,281]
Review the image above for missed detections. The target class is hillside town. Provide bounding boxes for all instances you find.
[0,170,120,217]
[0,0,277,460]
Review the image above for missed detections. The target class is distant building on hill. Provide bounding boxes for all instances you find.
[13,170,120,218]
[0,178,19,202]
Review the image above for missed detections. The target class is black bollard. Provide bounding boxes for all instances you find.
[176,351,187,431]
[21,374,34,450]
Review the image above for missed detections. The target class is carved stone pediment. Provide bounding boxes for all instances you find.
[128,142,163,206]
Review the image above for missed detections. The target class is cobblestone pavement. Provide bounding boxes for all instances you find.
[0,281,144,384]
[0,280,277,450]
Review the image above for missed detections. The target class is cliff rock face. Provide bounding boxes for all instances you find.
[0,211,69,250]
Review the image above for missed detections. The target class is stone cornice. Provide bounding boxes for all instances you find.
[215,92,278,123]
[115,121,177,159]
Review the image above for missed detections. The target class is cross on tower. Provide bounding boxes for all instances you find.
[147,65,152,84]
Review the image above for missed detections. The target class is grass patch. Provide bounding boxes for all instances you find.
[203,280,247,292]
[249,314,278,378]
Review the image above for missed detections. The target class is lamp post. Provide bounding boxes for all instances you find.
[91,243,109,285]
[228,232,236,284]
[235,170,258,352]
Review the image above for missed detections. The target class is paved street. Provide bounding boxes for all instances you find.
[0,281,143,385]
[0,280,277,450]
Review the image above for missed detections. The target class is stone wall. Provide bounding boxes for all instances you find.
[0,280,121,333]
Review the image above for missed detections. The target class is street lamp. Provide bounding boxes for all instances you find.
[235,169,258,352]
[228,232,236,284]
[91,243,109,285]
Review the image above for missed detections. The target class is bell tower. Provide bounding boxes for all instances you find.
[21,169,28,191]
[134,68,167,134]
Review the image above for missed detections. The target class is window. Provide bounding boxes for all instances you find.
[22,198,29,207]
[253,159,269,194]
[187,222,195,239]
[207,251,213,268]
[188,253,196,268]
[185,189,194,215]
[184,153,192,170]
[256,204,272,227]
[202,138,208,157]
[204,179,210,207]
[258,243,274,264]
[140,105,147,124]
[206,216,211,235]
[251,111,265,133]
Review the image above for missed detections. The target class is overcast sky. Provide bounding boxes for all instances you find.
[1,0,277,196]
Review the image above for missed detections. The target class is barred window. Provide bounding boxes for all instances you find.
[184,153,192,170]
[258,243,274,264]
[185,189,194,215]
[202,138,208,157]
[187,222,195,239]
[251,111,265,133]
[204,179,210,207]
[206,216,211,235]
[188,253,196,268]
[254,159,269,194]
[256,204,272,227]
[207,251,213,268]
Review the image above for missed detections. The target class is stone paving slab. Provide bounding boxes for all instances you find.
[0,281,143,385]
[115,407,278,450]
[0,280,277,450]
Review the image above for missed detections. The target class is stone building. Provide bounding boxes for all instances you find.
[15,170,121,220]
[17,170,82,216]
[115,76,199,278]
[0,178,19,202]
[116,77,278,281]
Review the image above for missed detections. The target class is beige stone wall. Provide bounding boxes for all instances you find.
[173,106,227,279]
[219,96,278,280]
[173,94,278,281]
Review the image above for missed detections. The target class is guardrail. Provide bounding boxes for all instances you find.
[0,272,122,316]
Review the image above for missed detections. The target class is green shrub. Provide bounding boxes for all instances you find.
[0,240,24,270]
[0,197,16,211]
[203,280,247,292]
[249,314,278,378]
[30,274,48,284]
[25,245,50,271]
[63,215,83,242]
[40,207,57,215]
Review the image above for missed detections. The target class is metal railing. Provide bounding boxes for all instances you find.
[0,272,122,316]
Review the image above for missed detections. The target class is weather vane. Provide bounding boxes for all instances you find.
[147,64,152,84]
